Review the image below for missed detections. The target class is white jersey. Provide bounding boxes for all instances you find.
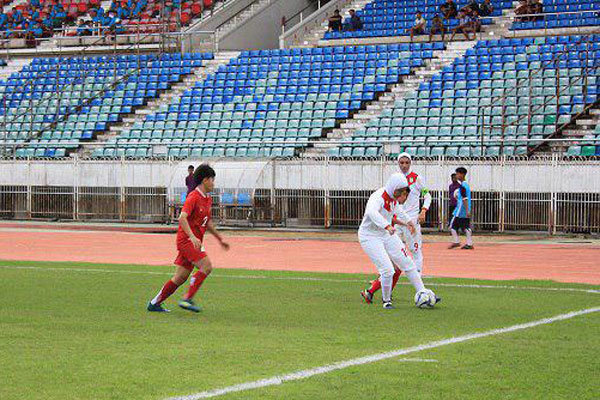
[401,170,432,222]
[359,188,410,240]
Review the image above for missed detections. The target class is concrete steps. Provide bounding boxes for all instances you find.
[0,57,33,81]
[216,0,273,39]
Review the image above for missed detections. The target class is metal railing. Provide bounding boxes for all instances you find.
[477,29,600,154]
[0,155,599,233]
[281,0,330,36]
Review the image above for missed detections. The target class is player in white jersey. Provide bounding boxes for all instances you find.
[396,152,431,273]
[361,152,432,304]
[358,173,431,309]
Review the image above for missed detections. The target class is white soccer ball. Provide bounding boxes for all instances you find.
[453,188,460,199]
[414,289,437,308]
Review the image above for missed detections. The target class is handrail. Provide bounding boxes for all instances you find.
[0,28,178,142]
[475,29,600,154]
[281,0,330,34]
[279,0,352,48]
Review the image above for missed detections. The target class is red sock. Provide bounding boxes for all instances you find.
[392,269,402,289]
[368,278,382,294]
[184,271,208,300]
[152,279,179,305]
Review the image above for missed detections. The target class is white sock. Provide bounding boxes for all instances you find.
[451,229,459,243]
[405,269,425,293]
[150,290,161,305]
[381,273,393,303]
[466,229,473,246]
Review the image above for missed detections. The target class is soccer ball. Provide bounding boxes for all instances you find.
[414,289,437,308]
[453,188,460,199]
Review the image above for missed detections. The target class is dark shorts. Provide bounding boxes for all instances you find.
[175,240,208,270]
[451,217,471,231]
[412,26,425,34]
[449,204,456,219]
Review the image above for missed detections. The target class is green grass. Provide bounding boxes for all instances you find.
[0,260,598,400]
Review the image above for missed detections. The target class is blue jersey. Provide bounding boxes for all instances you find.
[453,181,471,218]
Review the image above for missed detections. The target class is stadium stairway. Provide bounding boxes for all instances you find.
[0,58,33,81]
[79,51,241,157]
[214,0,275,41]
[544,104,600,156]
[303,12,515,156]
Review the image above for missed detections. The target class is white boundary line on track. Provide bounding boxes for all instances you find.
[166,307,600,400]
[0,264,598,294]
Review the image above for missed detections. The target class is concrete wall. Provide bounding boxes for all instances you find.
[1,158,599,194]
[219,0,317,50]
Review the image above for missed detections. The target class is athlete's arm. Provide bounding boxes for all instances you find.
[179,211,202,250]
[393,206,415,234]
[365,195,395,234]
[459,185,470,218]
[418,177,432,224]
[207,220,230,250]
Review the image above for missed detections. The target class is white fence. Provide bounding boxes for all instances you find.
[0,155,599,233]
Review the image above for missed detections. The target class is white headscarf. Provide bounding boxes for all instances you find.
[397,152,413,175]
[385,173,409,197]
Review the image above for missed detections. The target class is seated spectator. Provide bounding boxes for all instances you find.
[429,13,446,42]
[0,11,8,29]
[440,0,457,19]
[467,0,480,15]
[479,0,494,16]
[529,0,543,21]
[471,10,481,31]
[104,10,125,35]
[407,11,426,41]
[346,9,363,31]
[450,11,475,41]
[25,20,44,40]
[515,0,529,21]
[328,9,342,32]
[76,18,91,36]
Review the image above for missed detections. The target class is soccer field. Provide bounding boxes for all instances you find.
[1,260,598,400]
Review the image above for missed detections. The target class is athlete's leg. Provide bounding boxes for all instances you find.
[360,237,395,305]
[383,234,425,294]
[150,265,191,306]
[184,256,212,301]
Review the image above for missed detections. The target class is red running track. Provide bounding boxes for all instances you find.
[0,230,598,284]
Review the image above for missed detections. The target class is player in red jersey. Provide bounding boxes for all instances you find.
[147,164,230,313]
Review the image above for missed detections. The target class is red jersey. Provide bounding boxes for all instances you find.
[176,188,212,246]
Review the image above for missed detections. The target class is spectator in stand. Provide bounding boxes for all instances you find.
[479,0,494,16]
[76,18,91,36]
[471,10,481,32]
[0,11,7,29]
[328,9,342,32]
[346,9,363,31]
[529,0,543,21]
[25,20,44,40]
[89,8,105,34]
[450,10,475,41]
[407,11,426,41]
[12,9,24,26]
[515,0,529,21]
[429,13,446,42]
[116,2,131,20]
[440,0,457,19]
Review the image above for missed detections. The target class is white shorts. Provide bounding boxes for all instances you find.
[397,222,422,256]
[359,233,417,277]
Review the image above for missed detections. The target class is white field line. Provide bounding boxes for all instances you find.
[396,358,439,363]
[0,264,598,295]
[166,307,600,400]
